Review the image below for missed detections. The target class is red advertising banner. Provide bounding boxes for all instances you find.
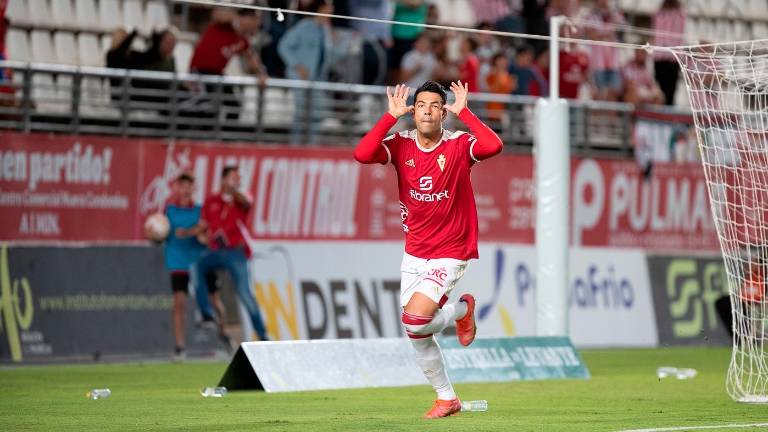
[0,132,721,251]
[0,132,142,241]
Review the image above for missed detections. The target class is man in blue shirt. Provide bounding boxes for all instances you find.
[161,173,229,360]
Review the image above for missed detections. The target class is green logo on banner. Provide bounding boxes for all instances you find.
[666,259,726,338]
[439,337,590,382]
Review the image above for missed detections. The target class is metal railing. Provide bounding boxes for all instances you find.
[0,60,666,156]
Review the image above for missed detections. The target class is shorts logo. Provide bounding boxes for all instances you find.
[406,159,415,168]
[424,267,448,287]
[437,154,446,172]
[419,176,433,191]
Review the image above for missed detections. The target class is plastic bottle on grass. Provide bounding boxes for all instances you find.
[461,400,488,412]
[201,387,227,397]
[86,389,111,400]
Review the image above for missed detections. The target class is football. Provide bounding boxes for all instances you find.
[144,212,170,242]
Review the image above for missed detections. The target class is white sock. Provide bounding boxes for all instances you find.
[417,302,468,335]
[410,336,457,400]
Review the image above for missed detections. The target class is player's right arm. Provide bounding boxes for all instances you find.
[353,84,413,164]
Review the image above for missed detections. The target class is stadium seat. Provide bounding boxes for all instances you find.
[100,33,114,55]
[6,29,31,62]
[28,0,54,27]
[78,34,103,67]
[753,22,768,40]
[732,21,749,42]
[31,73,60,112]
[174,40,194,74]
[75,0,101,31]
[51,0,77,29]
[750,0,768,20]
[240,85,258,124]
[224,56,245,76]
[122,0,147,34]
[6,0,31,26]
[54,32,79,65]
[30,30,56,63]
[145,0,171,32]
[262,87,294,127]
[98,0,124,32]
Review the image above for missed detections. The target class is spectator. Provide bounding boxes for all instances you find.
[261,0,291,78]
[546,0,579,20]
[277,0,333,144]
[584,0,625,101]
[0,15,15,111]
[622,48,664,105]
[527,47,549,97]
[459,37,480,92]
[508,44,545,96]
[105,29,140,99]
[389,0,428,83]
[475,22,500,92]
[431,34,460,88]
[485,53,516,122]
[557,47,589,99]
[194,165,269,342]
[131,28,178,112]
[140,28,177,73]
[155,173,230,361]
[189,8,267,121]
[522,0,548,53]
[106,29,138,70]
[350,0,391,45]
[400,33,437,89]
[350,0,392,84]
[471,0,523,33]
[653,0,686,105]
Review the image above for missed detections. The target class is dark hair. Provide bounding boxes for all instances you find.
[413,81,447,105]
[477,22,494,31]
[491,53,508,64]
[176,173,194,183]
[221,165,238,178]
[661,0,681,9]
[516,45,534,56]
[464,37,479,52]
[305,0,331,13]
[237,9,258,17]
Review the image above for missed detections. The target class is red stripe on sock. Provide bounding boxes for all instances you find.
[402,312,432,325]
[406,332,433,339]
[438,295,449,308]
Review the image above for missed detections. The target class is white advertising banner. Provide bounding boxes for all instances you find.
[246,243,658,347]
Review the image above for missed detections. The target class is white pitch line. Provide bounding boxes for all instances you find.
[618,423,768,432]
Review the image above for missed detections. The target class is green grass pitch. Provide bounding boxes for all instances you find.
[2,347,767,431]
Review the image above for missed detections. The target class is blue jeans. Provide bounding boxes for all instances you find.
[194,247,269,341]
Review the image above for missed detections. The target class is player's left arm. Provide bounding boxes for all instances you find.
[444,81,503,161]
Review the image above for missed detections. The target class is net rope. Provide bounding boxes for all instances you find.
[672,40,768,403]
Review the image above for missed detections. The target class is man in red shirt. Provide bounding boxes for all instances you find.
[193,166,269,341]
[354,81,502,418]
[189,8,267,120]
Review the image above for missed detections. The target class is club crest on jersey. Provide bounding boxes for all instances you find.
[437,154,446,172]
[405,158,415,168]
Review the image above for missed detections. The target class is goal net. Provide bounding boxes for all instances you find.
[673,40,768,403]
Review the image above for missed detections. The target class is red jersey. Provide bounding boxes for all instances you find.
[201,193,251,255]
[189,22,249,74]
[354,108,503,260]
[460,55,480,92]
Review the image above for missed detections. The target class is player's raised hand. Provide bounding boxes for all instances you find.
[387,84,414,118]
[443,81,469,115]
